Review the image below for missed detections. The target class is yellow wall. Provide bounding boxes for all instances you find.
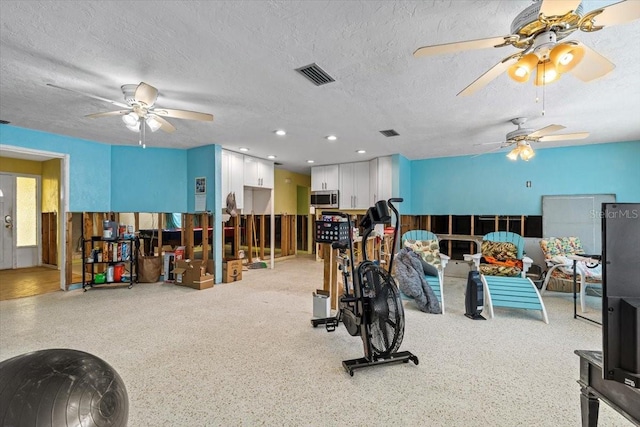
[0,157,42,175]
[41,159,60,213]
[274,169,310,215]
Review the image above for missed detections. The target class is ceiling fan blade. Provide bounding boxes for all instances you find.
[471,144,506,158]
[539,0,582,17]
[569,43,615,82]
[582,0,640,28]
[85,110,131,119]
[47,83,129,108]
[413,35,516,58]
[474,141,506,146]
[457,53,520,97]
[528,124,566,138]
[134,82,159,107]
[153,115,176,133]
[153,108,214,122]
[538,132,590,142]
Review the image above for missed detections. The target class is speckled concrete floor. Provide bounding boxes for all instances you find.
[0,256,630,426]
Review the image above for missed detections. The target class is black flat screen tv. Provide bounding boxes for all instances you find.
[602,203,640,388]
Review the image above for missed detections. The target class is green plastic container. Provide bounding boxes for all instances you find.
[94,273,106,284]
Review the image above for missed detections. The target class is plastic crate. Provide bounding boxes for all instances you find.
[315,220,349,243]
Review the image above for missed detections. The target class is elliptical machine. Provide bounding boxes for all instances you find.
[312,198,419,376]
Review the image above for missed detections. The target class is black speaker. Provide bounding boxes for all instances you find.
[465,270,485,320]
[602,202,640,388]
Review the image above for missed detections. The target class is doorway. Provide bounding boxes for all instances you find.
[0,145,69,299]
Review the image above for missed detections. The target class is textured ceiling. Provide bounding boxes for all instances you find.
[1,0,639,174]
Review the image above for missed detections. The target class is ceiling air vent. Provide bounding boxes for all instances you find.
[274,162,283,166]
[295,63,335,86]
[0,120,10,125]
[380,129,399,137]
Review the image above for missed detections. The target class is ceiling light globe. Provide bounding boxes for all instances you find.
[550,43,584,73]
[122,112,139,126]
[508,53,538,83]
[275,130,286,136]
[326,135,337,141]
[146,116,161,132]
[126,122,140,132]
[534,60,560,86]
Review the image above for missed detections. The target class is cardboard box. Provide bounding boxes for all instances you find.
[222,259,243,283]
[175,259,214,290]
[163,246,186,283]
[313,290,330,318]
[173,267,187,284]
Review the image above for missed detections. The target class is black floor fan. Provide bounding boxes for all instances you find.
[312,198,419,376]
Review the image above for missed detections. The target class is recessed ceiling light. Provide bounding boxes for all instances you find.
[239,147,249,152]
[307,160,315,164]
[326,135,337,141]
[267,155,276,159]
[275,130,286,136]
[356,150,366,154]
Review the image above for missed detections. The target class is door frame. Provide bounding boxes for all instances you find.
[0,144,70,290]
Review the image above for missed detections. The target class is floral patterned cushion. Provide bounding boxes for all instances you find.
[539,237,585,260]
[481,241,518,261]
[404,239,441,269]
[479,264,521,277]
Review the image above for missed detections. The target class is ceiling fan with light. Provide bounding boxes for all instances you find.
[414,0,640,96]
[47,82,213,147]
[477,117,589,161]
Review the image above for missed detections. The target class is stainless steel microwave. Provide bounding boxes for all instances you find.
[311,190,339,208]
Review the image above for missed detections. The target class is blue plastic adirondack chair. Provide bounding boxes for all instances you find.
[464,231,548,324]
[401,230,449,313]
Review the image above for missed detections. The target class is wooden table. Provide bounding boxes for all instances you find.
[575,350,640,426]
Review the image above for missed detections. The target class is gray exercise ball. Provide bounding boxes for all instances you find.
[0,349,129,427]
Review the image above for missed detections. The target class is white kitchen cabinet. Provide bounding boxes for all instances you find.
[221,150,244,210]
[244,156,274,189]
[370,156,392,205]
[339,161,370,210]
[311,165,339,191]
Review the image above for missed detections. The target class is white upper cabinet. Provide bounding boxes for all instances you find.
[339,161,370,210]
[244,156,274,189]
[370,156,392,205]
[311,165,339,191]
[221,150,244,210]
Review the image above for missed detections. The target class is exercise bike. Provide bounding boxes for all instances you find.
[312,198,419,376]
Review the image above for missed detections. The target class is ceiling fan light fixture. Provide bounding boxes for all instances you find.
[508,53,539,83]
[520,145,535,161]
[125,121,140,132]
[146,116,161,132]
[534,60,560,86]
[550,43,584,73]
[122,111,139,126]
[506,147,520,161]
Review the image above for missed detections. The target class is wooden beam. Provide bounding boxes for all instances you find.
[234,214,240,259]
[184,214,194,260]
[280,214,288,257]
[134,212,140,231]
[247,214,254,263]
[470,215,475,254]
[260,215,265,260]
[201,213,209,261]
[157,214,164,256]
[494,215,499,232]
[521,215,525,237]
[65,212,73,288]
[448,214,453,258]
[426,215,431,232]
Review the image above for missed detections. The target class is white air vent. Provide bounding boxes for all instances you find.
[380,129,399,137]
[295,63,335,86]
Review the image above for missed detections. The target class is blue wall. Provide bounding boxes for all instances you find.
[409,140,640,215]
[0,125,112,212]
[186,145,216,213]
[111,145,188,212]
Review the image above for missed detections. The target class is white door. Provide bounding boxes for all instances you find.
[0,174,15,269]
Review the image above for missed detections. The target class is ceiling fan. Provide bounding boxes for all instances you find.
[47,82,213,147]
[477,117,589,161]
[414,0,640,96]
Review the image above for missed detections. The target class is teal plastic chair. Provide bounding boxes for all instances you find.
[464,232,548,323]
[401,230,449,313]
